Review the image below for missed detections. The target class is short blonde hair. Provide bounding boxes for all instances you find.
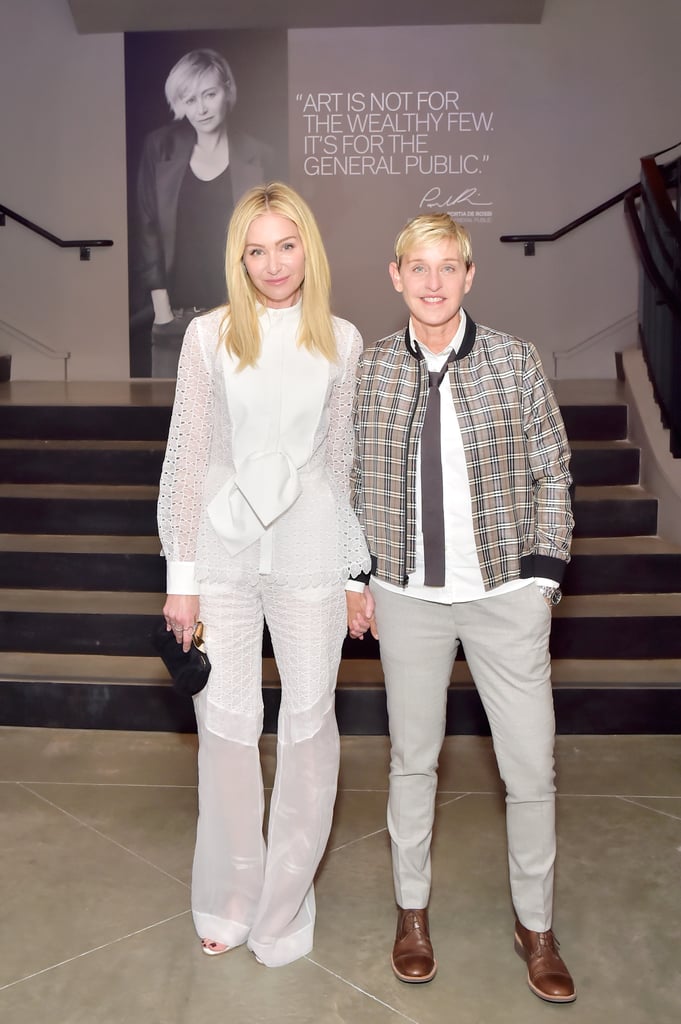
[220,182,336,369]
[394,214,473,269]
[164,49,236,120]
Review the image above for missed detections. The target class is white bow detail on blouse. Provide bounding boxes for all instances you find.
[207,450,302,556]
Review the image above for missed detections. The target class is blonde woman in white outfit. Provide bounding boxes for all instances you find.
[158,182,370,966]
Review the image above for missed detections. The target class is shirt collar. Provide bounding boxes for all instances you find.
[409,308,467,359]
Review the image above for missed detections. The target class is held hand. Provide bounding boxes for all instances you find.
[163,594,201,652]
[363,586,378,638]
[346,586,379,640]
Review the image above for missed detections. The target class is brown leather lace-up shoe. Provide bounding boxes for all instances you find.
[391,908,437,983]
[514,920,576,1003]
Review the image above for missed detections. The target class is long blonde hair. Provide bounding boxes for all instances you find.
[219,182,337,369]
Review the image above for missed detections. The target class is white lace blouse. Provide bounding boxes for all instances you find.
[157,303,370,592]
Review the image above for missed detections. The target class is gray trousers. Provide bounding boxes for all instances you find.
[372,582,556,932]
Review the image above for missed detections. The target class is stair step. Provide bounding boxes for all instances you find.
[0,405,171,441]
[0,438,641,487]
[552,380,628,441]
[2,534,681,594]
[560,404,627,442]
[3,652,680,688]
[0,484,158,535]
[0,534,160,553]
[1,378,677,735]
[0,534,164,591]
[1,590,680,659]
[5,589,680,616]
[1,653,679,735]
[0,483,660,538]
[0,440,165,485]
[0,484,158,498]
[569,441,640,486]
[566,535,681,594]
[0,382,174,440]
[0,532,164,591]
[572,485,657,536]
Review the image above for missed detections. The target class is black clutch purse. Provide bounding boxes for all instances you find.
[152,620,211,697]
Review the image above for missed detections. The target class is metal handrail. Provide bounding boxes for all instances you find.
[625,176,681,322]
[640,155,681,250]
[0,203,113,261]
[0,318,71,381]
[624,152,681,458]
[499,140,681,255]
[499,186,637,255]
[552,311,637,378]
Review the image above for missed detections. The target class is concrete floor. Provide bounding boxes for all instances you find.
[0,729,679,1023]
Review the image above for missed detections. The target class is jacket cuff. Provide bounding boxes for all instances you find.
[166,561,199,595]
[521,554,568,587]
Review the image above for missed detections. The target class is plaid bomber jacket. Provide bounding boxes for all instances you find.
[350,314,574,590]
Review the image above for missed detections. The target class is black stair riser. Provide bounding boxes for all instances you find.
[0,552,165,592]
[339,620,681,661]
[564,554,681,594]
[560,405,627,441]
[548,616,681,659]
[0,406,172,441]
[0,496,658,538]
[3,611,681,660]
[0,445,640,489]
[0,450,164,486]
[0,498,158,535]
[0,679,678,734]
[569,448,639,487]
[4,550,681,596]
[0,403,623,444]
[572,499,657,537]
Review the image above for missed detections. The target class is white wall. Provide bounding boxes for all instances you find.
[0,0,679,380]
[287,1,680,375]
[513,0,681,376]
[0,0,128,379]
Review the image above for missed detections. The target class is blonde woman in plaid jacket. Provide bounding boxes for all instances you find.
[347,214,576,1003]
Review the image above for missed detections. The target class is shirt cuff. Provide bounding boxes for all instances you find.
[166,561,200,595]
[345,579,366,593]
[534,577,560,589]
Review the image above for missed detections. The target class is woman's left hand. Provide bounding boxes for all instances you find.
[162,594,201,652]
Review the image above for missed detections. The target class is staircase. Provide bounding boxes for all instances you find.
[1,379,680,734]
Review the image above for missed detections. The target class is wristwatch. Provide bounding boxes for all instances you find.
[537,585,562,606]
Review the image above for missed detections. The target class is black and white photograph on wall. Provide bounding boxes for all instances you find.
[125,30,289,377]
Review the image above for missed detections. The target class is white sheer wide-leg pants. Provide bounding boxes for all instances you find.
[191,580,346,967]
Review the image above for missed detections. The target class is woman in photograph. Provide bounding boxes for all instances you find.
[137,48,272,376]
[157,182,370,966]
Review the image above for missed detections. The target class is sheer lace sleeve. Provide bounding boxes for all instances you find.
[326,319,371,578]
[157,317,215,593]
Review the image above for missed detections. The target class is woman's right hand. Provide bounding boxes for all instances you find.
[162,594,201,652]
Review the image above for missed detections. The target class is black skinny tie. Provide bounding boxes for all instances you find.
[420,358,454,587]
